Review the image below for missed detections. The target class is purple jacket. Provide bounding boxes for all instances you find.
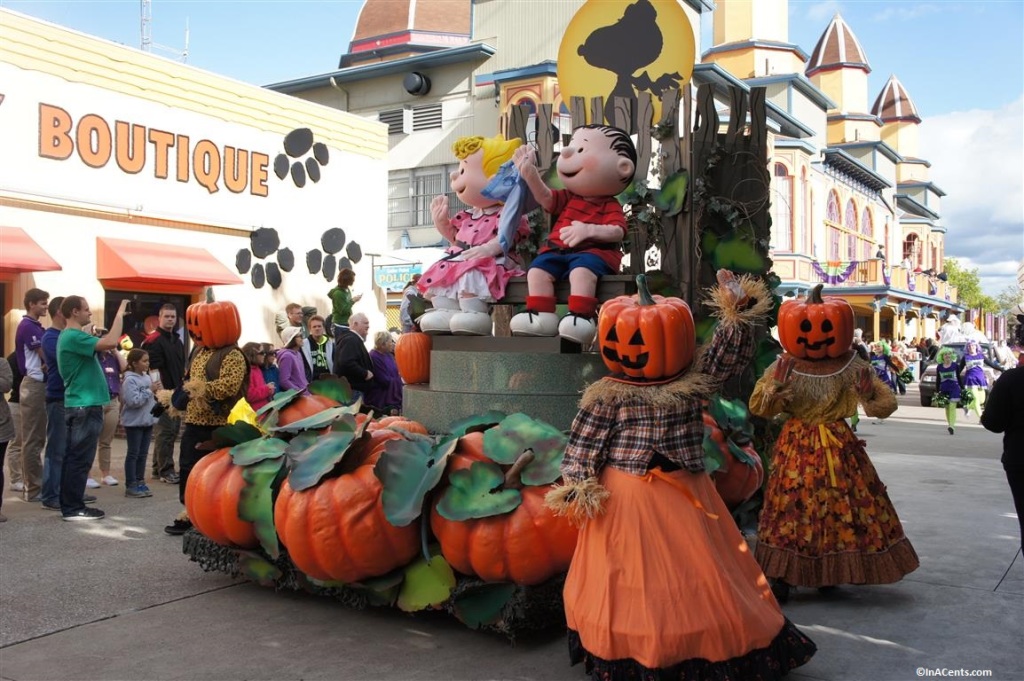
[276,348,308,394]
[364,349,402,413]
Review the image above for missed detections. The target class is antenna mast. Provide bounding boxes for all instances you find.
[139,0,189,63]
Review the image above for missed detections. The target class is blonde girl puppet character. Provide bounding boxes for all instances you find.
[545,271,816,679]
[509,125,636,345]
[750,289,918,602]
[416,136,530,336]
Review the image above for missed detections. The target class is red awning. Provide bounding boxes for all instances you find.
[0,226,62,273]
[96,237,242,287]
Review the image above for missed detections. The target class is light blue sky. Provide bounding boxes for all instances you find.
[5,0,1022,295]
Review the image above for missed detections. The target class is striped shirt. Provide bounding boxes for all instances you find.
[541,190,626,271]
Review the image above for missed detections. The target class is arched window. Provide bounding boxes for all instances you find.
[825,191,841,261]
[771,163,792,250]
[844,199,858,260]
[861,209,874,261]
[798,167,809,253]
[903,234,920,267]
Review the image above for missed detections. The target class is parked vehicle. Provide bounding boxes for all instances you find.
[918,341,999,407]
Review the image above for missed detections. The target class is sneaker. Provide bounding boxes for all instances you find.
[102,475,119,486]
[138,483,153,495]
[164,519,193,535]
[42,501,61,511]
[10,482,25,492]
[159,473,180,485]
[84,494,97,504]
[62,508,105,521]
[948,426,955,435]
[26,495,42,503]
[125,485,148,499]
[85,478,100,489]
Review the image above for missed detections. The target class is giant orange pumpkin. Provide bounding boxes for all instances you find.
[185,298,242,349]
[369,415,429,435]
[429,432,578,585]
[184,448,258,549]
[277,394,341,427]
[274,429,419,583]
[702,411,764,509]
[777,284,853,360]
[598,274,695,382]
[395,331,431,384]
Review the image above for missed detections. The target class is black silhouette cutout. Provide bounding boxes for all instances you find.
[235,249,252,274]
[338,257,352,272]
[265,262,282,289]
[576,0,682,130]
[274,128,329,188]
[250,228,280,259]
[306,249,323,275]
[251,263,265,289]
[345,242,363,264]
[277,248,295,272]
[322,254,337,282]
[321,228,346,254]
[283,128,314,157]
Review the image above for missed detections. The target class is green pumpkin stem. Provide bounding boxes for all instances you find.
[808,284,825,304]
[503,450,536,490]
[205,287,216,303]
[636,274,656,306]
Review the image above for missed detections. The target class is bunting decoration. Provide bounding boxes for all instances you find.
[811,260,859,285]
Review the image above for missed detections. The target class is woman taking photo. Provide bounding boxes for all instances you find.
[328,268,362,337]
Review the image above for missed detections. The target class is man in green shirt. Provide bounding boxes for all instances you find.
[56,296,128,521]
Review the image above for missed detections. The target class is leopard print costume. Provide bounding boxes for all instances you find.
[184,347,247,427]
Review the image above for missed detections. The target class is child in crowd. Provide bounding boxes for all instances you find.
[242,342,275,411]
[120,349,159,498]
[261,342,280,394]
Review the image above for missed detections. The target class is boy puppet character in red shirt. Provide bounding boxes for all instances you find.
[510,125,636,345]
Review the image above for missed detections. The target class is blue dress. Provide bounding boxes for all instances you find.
[870,353,897,392]
[961,350,988,389]
[936,364,962,402]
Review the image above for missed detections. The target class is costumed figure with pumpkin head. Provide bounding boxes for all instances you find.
[158,295,247,536]
[509,125,636,345]
[416,135,531,336]
[545,270,817,679]
[749,284,919,603]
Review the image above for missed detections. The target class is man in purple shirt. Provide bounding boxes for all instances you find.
[14,288,48,502]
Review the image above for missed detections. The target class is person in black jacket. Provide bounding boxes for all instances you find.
[333,313,373,400]
[4,352,24,493]
[981,364,1024,549]
[141,304,186,484]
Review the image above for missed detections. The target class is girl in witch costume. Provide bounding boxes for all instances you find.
[934,346,967,435]
[750,286,919,602]
[546,270,816,680]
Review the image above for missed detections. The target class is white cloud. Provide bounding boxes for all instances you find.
[871,3,942,22]
[799,0,844,23]
[919,95,1024,296]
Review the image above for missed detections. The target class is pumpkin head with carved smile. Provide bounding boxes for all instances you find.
[185,297,242,349]
[777,284,853,361]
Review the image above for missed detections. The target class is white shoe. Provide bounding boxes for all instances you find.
[102,475,119,486]
[419,297,460,335]
[450,297,492,336]
[558,314,597,345]
[10,482,25,493]
[510,311,559,337]
[85,478,101,489]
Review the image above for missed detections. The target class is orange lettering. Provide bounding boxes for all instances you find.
[223,146,248,194]
[115,121,146,174]
[176,135,190,182]
[192,139,221,194]
[148,129,174,179]
[76,114,112,168]
[250,152,269,197]
[38,103,74,160]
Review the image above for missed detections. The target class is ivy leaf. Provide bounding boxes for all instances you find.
[397,552,456,612]
[436,461,522,521]
[229,437,288,466]
[269,406,357,434]
[541,164,565,191]
[309,376,356,405]
[616,180,641,205]
[451,583,517,630]
[211,421,263,448]
[702,428,725,476]
[727,440,760,468]
[375,436,459,527]
[653,170,688,216]
[447,411,507,438]
[236,550,282,587]
[707,396,751,434]
[702,231,766,274]
[287,430,361,491]
[238,456,286,559]
[483,413,567,486]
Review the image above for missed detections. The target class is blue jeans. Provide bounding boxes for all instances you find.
[41,400,66,506]
[60,406,103,515]
[124,426,153,487]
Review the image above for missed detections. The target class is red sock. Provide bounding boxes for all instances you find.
[525,295,556,314]
[568,295,599,318]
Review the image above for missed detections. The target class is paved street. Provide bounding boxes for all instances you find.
[1,383,1021,681]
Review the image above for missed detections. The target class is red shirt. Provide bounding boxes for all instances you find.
[540,189,626,272]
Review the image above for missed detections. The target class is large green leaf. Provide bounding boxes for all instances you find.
[236,550,282,587]
[436,461,522,521]
[707,396,750,434]
[482,413,567,486]
[702,428,725,476]
[211,422,263,448]
[653,170,689,216]
[229,437,288,466]
[451,583,517,630]
[727,440,760,468]
[238,456,285,559]
[308,376,356,405]
[375,436,459,527]
[397,553,456,612]
[703,231,766,274]
[447,411,507,438]
[255,388,301,417]
[351,569,405,607]
[269,406,357,434]
[287,430,361,491]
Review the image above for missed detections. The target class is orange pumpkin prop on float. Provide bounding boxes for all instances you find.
[275,429,419,583]
[598,274,695,383]
[185,294,242,349]
[702,411,764,509]
[369,415,429,435]
[777,284,853,360]
[430,432,578,585]
[395,331,431,385]
[184,448,258,549]
[277,394,341,428]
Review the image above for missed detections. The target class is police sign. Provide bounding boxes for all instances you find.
[374,264,421,292]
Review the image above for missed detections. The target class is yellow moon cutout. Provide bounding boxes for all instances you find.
[558,0,695,125]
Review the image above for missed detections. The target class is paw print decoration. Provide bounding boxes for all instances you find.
[274,128,329,188]
[236,227,362,290]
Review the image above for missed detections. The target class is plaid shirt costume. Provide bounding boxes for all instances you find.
[562,319,755,481]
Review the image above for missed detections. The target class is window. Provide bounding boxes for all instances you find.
[411,104,442,131]
[771,163,792,251]
[387,177,411,229]
[378,109,404,136]
[387,165,469,231]
[844,199,858,260]
[903,234,919,267]
[861,209,874,261]
[826,191,842,261]
[798,168,809,253]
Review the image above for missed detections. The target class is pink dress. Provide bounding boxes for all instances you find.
[417,208,529,302]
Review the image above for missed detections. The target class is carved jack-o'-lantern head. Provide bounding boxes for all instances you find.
[185,293,242,349]
[777,284,853,360]
[598,274,695,383]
